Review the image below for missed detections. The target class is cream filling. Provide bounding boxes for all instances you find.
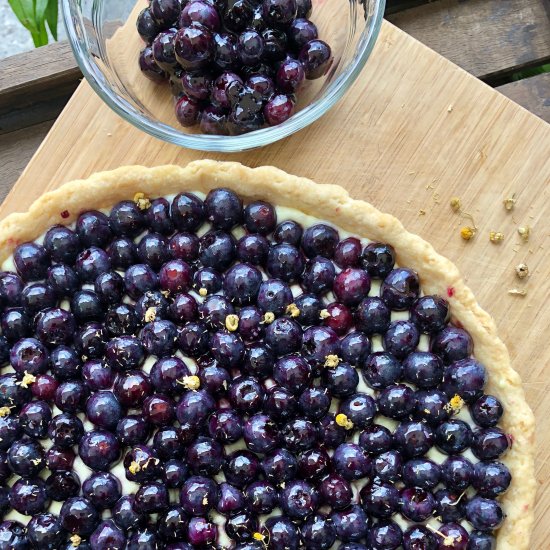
[0,194,494,546]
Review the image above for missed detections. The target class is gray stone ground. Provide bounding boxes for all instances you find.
[0,0,65,59]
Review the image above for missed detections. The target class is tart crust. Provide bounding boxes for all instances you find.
[0,160,535,549]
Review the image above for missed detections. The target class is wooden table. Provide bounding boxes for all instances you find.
[1,0,550,198]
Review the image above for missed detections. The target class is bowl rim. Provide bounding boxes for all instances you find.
[62,0,386,153]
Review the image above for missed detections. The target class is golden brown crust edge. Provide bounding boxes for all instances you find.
[0,160,535,549]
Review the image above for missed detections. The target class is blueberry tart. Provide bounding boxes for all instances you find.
[0,161,534,549]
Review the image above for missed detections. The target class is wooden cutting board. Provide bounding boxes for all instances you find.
[1,15,549,547]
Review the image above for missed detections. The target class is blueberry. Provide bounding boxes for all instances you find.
[60,496,100,535]
[302,256,336,295]
[44,225,80,264]
[45,446,75,472]
[74,322,107,359]
[441,455,473,491]
[124,264,159,299]
[358,424,393,455]
[163,459,189,488]
[384,320,420,359]
[403,351,443,388]
[86,391,123,430]
[318,473,352,510]
[265,317,302,356]
[140,319,178,357]
[243,414,280,453]
[48,413,84,448]
[186,436,223,475]
[127,528,160,550]
[333,443,371,480]
[293,292,323,326]
[302,513,336,549]
[302,325,340,366]
[262,448,298,484]
[116,415,151,446]
[402,525,437,550]
[298,447,330,480]
[473,460,511,497]
[113,495,144,532]
[1,308,30,342]
[106,336,145,371]
[244,480,278,514]
[442,358,486,402]
[413,389,450,426]
[339,393,376,429]
[368,520,403,550]
[94,271,124,305]
[106,237,138,268]
[323,361,359,397]
[471,394,503,428]
[360,481,399,518]
[180,476,217,515]
[187,516,217,545]
[136,7,159,43]
[31,373,58,401]
[10,337,49,374]
[273,354,311,394]
[331,504,370,542]
[355,297,391,334]
[27,513,65,549]
[171,193,205,232]
[299,386,331,419]
[224,0,254,32]
[168,292,198,324]
[264,515,300,549]
[0,520,29,550]
[263,0,297,25]
[225,512,259,543]
[145,197,174,234]
[435,419,472,454]
[9,477,49,515]
[13,242,49,281]
[20,400,51,438]
[0,272,24,306]
[90,519,126,550]
[178,322,210,357]
[467,531,496,550]
[177,389,215,424]
[150,0,181,28]
[471,427,511,460]
[465,496,504,531]
[22,282,57,314]
[208,409,243,443]
[152,29,179,70]
[378,384,415,419]
[154,427,187,459]
[362,352,402,389]
[431,326,473,364]
[110,200,145,237]
[280,479,318,519]
[78,430,120,471]
[399,486,436,522]
[0,373,31,410]
[274,219,303,245]
[238,30,264,66]
[180,1,220,30]
[282,417,319,452]
[394,421,434,457]
[134,482,169,514]
[299,39,332,79]
[82,472,121,510]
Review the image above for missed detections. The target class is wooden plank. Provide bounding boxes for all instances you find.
[0,41,80,109]
[497,73,550,123]
[2,15,550,548]
[0,121,54,200]
[388,0,550,80]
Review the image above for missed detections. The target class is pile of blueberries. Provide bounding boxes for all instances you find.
[0,187,510,549]
[137,0,332,135]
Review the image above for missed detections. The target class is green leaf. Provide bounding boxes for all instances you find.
[34,0,49,21]
[30,18,49,47]
[45,0,58,40]
[7,0,37,32]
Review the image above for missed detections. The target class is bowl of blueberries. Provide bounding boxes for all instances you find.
[62,0,385,151]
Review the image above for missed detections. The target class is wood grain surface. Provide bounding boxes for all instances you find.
[387,0,550,79]
[1,18,550,548]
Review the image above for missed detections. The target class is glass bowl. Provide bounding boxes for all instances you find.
[62,0,385,152]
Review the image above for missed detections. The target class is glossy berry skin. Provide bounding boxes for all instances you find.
[355,297,391,335]
[299,386,331,419]
[180,476,217,515]
[299,39,332,79]
[394,421,434,458]
[186,437,223,475]
[466,496,504,531]
[471,394,503,428]
[134,482,169,514]
[467,531,496,550]
[442,358,486,403]
[26,513,64,550]
[472,460,511,497]
[414,389,450,426]
[384,320,420,359]
[245,480,278,514]
[323,362,359,398]
[381,268,420,310]
[289,18,318,49]
[378,384,415,419]
[339,393,376,429]
[21,283,56,314]
[297,447,330,480]
[86,391,123,430]
[441,455,474,492]
[216,482,245,515]
[360,481,399,519]
[319,473,353,510]
[48,413,84,448]
[280,479,319,519]
[8,439,45,477]
[399,487,436,522]
[180,1,220,30]
[368,520,403,550]
[262,448,298,484]
[411,295,449,333]
[333,443,371,480]
[13,242,49,281]
[435,420,473,455]
[20,400,51,438]
[372,450,402,482]
[44,225,80,264]
[90,519,125,550]
[78,430,120,471]
[264,515,300,549]
[224,450,260,488]
[302,513,336,549]
[82,472,121,511]
[150,0,181,28]
[9,477,49,515]
[60,496,100,535]
[402,458,441,489]
[402,525,437,550]
[431,326,473,364]
[471,427,511,460]
[362,352,402,389]
[403,352,444,389]
[331,504,369,542]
